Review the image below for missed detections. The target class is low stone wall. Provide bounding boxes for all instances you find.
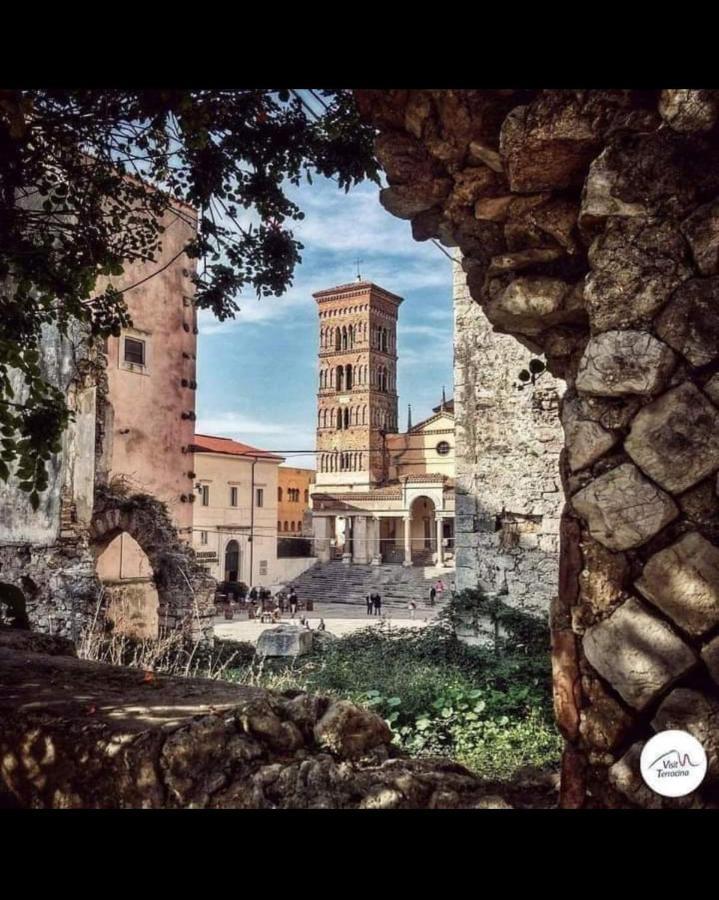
[0,628,543,809]
[0,540,100,641]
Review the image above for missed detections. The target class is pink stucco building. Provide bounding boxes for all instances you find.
[95,199,199,635]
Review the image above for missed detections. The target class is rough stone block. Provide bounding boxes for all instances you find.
[701,634,719,686]
[256,625,313,658]
[625,382,719,493]
[609,741,663,809]
[562,397,618,471]
[653,688,719,779]
[655,277,719,367]
[576,331,675,398]
[582,597,697,710]
[635,531,719,637]
[704,373,719,406]
[584,216,691,332]
[571,463,679,551]
[682,198,719,274]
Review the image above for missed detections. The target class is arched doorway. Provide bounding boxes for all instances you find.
[409,496,436,565]
[90,487,215,641]
[0,582,29,630]
[224,539,240,583]
[96,532,159,639]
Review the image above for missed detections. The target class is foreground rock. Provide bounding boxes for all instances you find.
[0,630,531,810]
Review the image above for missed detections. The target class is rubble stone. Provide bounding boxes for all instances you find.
[701,634,719,686]
[585,217,691,331]
[653,688,719,779]
[571,463,679,551]
[635,531,719,637]
[659,89,719,133]
[681,198,719,275]
[609,742,663,808]
[486,276,583,337]
[379,179,452,220]
[576,331,675,398]
[561,396,618,472]
[582,597,697,710]
[655,277,719,367]
[624,382,719,494]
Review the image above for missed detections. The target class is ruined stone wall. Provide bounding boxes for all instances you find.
[357,89,719,808]
[453,256,564,613]
[0,322,102,639]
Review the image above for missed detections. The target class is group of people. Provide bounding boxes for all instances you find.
[365,592,383,616]
[224,586,302,621]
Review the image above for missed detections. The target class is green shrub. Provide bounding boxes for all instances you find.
[223,615,561,781]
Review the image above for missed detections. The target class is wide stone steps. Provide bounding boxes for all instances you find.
[286,561,455,609]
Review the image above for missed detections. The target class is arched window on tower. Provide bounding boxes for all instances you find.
[337,408,342,431]
[330,408,336,429]
[362,405,367,425]
[381,328,388,352]
[342,326,347,350]
[343,407,350,429]
[337,365,344,391]
[348,324,354,348]
[346,364,352,389]
[335,327,341,350]
[278,487,283,502]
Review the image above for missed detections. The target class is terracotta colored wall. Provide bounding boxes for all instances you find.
[278,467,315,534]
[98,202,198,585]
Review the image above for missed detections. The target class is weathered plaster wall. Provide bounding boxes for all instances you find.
[0,322,101,638]
[453,256,564,613]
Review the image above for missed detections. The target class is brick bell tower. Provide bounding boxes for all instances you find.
[314,280,402,490]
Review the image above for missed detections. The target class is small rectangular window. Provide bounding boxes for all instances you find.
[200,531,208,545]
[201,485,209,506]
[230,486,238,507]
[124,337,145,365]
[256,488,264,508]
[259,561,268,576]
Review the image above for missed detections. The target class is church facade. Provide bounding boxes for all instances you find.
[310,280,455,568]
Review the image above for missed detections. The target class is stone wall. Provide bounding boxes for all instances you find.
[453,255,564,614]
[356,88,719,808]
[0,628,555,809]
[0,322,102,639]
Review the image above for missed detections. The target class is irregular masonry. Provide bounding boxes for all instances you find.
[453,259,564,615]
[357,88,719,808]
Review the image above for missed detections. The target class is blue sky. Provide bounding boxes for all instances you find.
[195,175,453,468]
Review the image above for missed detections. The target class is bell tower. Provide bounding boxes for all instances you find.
[314,280,402,490]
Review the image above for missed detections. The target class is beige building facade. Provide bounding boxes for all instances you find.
[311,280,455,568]
[191,434,284,588]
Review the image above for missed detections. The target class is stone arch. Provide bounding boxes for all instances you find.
[358,88,719,809]
[90,487,214,640]
[0,582,30,630]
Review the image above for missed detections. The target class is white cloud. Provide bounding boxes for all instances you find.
[196,412,317,463]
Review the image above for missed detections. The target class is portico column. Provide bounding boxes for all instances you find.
[436,516,444,565]
[403,515,412,567]
[370,517,381,565]
[353,515,369,564]
[313,516,331,564]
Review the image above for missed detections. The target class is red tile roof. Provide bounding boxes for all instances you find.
[191,434,285,462]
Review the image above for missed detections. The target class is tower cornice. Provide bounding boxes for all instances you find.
[313,281,404,306]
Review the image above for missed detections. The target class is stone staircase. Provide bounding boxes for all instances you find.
[286,560,455,610]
